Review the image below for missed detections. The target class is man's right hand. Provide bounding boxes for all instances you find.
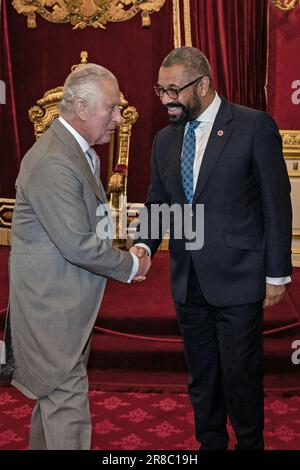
[130,246,151,282]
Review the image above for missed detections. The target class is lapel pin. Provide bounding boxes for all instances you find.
[217,130,224,137]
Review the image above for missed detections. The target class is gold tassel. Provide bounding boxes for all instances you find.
[27,13,37,29]
[142,12,151,28]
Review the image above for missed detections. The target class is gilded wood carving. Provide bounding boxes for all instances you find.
[12,0,166,29]
[273,0,299,11]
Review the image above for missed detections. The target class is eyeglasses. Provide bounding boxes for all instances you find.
[153,75,204,100]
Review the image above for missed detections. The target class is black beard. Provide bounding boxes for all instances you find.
[166,103,187,124]
[186,89,202,121]
[166,91,202,125]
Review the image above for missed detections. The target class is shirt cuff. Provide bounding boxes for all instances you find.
[127,253,139,283]
[266,276,291,285]
[134,243,152,257]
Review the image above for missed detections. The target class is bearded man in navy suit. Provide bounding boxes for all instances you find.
[131,47,292,450]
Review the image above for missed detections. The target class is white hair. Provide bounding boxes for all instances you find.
[59,63,118,115]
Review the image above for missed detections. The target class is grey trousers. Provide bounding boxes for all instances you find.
[29,340,92,450]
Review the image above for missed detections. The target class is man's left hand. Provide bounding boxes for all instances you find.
[263,284,286,308]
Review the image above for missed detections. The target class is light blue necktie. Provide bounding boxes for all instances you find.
[181,120,200,204]
[86,147,100,186]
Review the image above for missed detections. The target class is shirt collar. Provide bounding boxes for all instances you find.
[58,116,90,153]
[195,92,221,124]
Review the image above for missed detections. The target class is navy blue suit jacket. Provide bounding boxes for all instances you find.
[136,99,292,306]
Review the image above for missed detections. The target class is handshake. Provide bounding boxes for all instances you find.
[130,246,151,283]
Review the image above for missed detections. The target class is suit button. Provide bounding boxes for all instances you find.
[190,210,194,216]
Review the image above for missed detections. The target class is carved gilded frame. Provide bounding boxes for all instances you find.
[273,0,300,11]
[12,0,167,29]
[281,130,300,177]
[281,130,300,265]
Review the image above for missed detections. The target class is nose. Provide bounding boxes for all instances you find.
[114,106,123,126]
[160,91,175,106]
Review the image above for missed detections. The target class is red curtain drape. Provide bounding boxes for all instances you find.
[267,3,300,129]
[1,0,269,200]
[190,0,268,110]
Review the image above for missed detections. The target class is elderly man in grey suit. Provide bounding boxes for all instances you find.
[8,63,151,450]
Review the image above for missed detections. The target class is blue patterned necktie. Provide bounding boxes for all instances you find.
[181,120,200,204]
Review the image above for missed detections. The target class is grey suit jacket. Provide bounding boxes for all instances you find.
[9,119,133,397]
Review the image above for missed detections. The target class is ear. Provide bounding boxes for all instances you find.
[197,76,210,97]
[74,99,88,121]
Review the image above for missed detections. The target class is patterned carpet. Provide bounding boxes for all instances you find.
[1,247,300,392]
[1,387,300,450]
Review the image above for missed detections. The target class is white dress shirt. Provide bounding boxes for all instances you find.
[191,92,222,192]
[136,95,290,286]
[58,117,139,282]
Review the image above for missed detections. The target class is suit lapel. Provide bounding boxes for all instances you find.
[74,153,108,203]
[193,99,233,203]
[51,119,107,203]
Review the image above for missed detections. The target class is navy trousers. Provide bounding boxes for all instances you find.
[175,262,264,450]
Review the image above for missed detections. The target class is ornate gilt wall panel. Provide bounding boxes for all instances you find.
[273,1,299,11]
[12,0,166,29]
[281,130,300,266]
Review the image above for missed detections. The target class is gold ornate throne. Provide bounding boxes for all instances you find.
[0,52,138,247]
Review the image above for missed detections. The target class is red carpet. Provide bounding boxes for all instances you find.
[1,246,300,392]
[1,387,300,450]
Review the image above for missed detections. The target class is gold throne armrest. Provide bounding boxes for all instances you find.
[107,98,138,248]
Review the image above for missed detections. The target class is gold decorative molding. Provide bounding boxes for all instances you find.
[281,130,300,157]
[107,98,139,249]
[272,0,299,11]
[281,130,300,177]
[172,0,192,48]
[0,199,15,246]
[107,101,139,201]
[0,199,14,228]
[172,0,181,48]
[183,0,192,47]
[12,0,166,30]
[71,50,89,70]
[29,86,63,138]
[105,96,139,249]
[281,131,300,266]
